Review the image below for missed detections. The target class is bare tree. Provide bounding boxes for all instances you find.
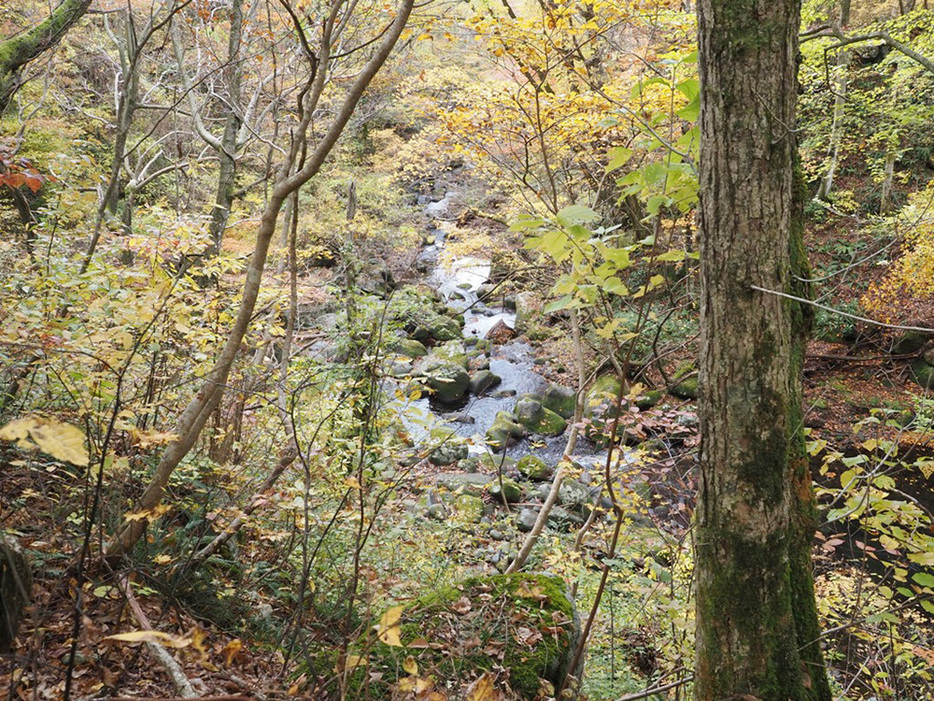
[105,0,416,559]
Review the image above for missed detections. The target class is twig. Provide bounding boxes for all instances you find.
[614,675,694,701]
[116,577,198,698]
[750,285,934,334]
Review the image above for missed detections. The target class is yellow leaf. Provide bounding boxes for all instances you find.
[222,638,242,666]
[104,630,192,648]
[153,554,173,565]
[465,672,501,701]
[376,605,404,647]
[342,654,367,671]
[403,655,418,675]
[0,416,89,466]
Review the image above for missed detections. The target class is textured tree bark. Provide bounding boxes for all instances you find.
[695,0,830,699]
[0,0,91,114]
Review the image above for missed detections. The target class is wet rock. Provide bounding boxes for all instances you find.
[543,384,576,420]
[424,198,449,218]
[488,478,524,504]
[442,411,476,425]
[419,359,470,404]
[486,411,527,451]
[517,455,553,481]
[491,388,517,399]
[485,319,516,342]
[469,369,502,395]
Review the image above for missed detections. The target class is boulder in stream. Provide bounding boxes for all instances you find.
[543,383,576,420]
[488,477,524,504]
[486,411,527,451]
[418,358,470,405]
[517,454,553,481]
[469,369,502,395]
[514,395,567,437]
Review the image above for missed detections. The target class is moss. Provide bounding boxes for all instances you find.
[364,574,577,699]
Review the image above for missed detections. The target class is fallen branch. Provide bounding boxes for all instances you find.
[116,577,198,699]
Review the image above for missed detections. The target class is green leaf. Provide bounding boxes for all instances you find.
[606,147,633,173]
[912,572,934,589]
[538,229,568,262]
[655,249,687,263]
[556,205,599,228]
[922,600,934,615]
[630,76,668,100]
[510,216,547,231]
[676,78,700,102]
[646,195,671,216]
[543,295,575,314]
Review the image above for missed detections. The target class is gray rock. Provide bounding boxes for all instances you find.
[515,291,542,334]
[470,369,502,395]
[419,359,470,405]
[514,396,567,436]
[516,507,540,532]
[435,473,494,495]
[428,432,470,466]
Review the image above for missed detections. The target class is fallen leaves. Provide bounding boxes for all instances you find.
[0,416,89,466]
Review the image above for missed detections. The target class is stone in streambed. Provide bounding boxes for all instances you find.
[514,396,567,437]
[542,383,576,420]
[488,477,524,504]
[517,454,553,481]
[486,411,527,451]
[469,369,502,395]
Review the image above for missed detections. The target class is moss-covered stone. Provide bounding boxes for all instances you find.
[387,337,429,358]
[634,389,664,410]
[469,369,502,395]
[514,396,567,437]
[366,574,580,700]
[486,411,527,451]
[669,375,698,400]
[427,430,469,466]
[517,455,552,481]
[891,330,931,355]
[542,383,576,420]
[452,493,484,523]
[432,340,469,369]
[418,358,470,405]
[910,358,934,389]
[488,477,524,504]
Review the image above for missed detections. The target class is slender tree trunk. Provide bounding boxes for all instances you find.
[695,0,830,698]
[105,0,415,560]
[0,0,91,114]
[207,0,244,255]
[815,50,847,202]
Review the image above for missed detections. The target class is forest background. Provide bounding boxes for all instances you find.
[1,0,934,699]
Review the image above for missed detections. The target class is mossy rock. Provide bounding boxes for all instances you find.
[514,396,567,437]
[365,574,580,700]
[427,430,470,466]
[488,477,524,504]
[891,330,931,355]
[387,337,429,358]
[418,359,470,405]
[486,411,527,451]
[542,384,576,420]
[517,455,553,481]
[634,389,664,410]
[470,369,502,395]
[432,340,469,369]
[669,375,698,400]
[452,493,484,524]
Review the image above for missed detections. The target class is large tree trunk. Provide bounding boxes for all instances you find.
[695,0,830,699]
[0,0,91,114]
